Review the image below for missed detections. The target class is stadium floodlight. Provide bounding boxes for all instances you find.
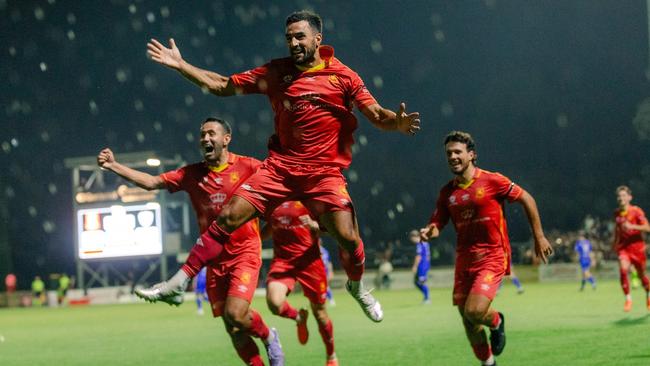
[146,158,161,167]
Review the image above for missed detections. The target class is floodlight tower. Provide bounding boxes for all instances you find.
[64,151,190,291]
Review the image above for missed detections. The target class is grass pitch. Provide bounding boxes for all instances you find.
[1,280,649,365]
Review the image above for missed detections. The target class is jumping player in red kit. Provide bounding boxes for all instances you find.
[262,201,338,366]
[98,118,284,366]
[612,185,650,312]
[420,131,553,366]
[138,10,421,323]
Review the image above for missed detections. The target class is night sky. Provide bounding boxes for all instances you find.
[2,0,649,288]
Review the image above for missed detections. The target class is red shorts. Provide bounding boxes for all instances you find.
[266,257,328,304]
[206,255,261,317]
[617,242,647,270]
[453,249,507,306]
[234,157,353,219]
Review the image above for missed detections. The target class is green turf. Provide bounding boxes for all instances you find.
[1,280,649,365]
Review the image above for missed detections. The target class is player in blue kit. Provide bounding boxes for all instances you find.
[194,267,209,315]
[319,240,336,307]
[574,231,596,291]
[409,230,431,304]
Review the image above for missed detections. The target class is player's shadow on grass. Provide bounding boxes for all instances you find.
[612,314,649,326]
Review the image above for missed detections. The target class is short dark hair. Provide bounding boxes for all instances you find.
[616,185,632,195]
[201,117,232,134]
[444,131,477,163]
[286,10,322,33]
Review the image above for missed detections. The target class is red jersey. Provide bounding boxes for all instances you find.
[614,205,647,249]
[428,168,523,266]
[230,50,377,168]
[268,201,320,263]
[160,153,262,259]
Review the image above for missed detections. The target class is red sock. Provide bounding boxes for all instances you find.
[181,222,230,277]
[234,336,264,366]
[471,342,492,362]
[339,239,365,281]
[279,301,298,320]
[489,311,500,329]
[317,319,335,356]
[620,268,630,295]
[247,309,270,340]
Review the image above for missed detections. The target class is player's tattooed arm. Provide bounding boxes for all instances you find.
[147,38,236,96]
[361,102,420,135]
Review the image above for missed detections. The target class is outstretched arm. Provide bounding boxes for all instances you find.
[360,102,420,135]
[97,148,165,191]
[516,190,554,263]
[147,38,236,96]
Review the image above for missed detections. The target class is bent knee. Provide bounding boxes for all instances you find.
[463,308,488,324]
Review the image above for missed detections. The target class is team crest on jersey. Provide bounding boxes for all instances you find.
[210,193,227,204]
[328,74,341,87]
[241,272,251,285]
[476,187,485,199]
[320,282,326,291]
[230,172,239,183]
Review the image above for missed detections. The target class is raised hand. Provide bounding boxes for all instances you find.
[396,102,421,136]
[97,148,115,169]
[147,38,183,70]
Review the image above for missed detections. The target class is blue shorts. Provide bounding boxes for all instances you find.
[579,258,591,270]
[415,267,429,283]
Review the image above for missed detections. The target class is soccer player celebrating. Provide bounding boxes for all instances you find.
[262,201,338,366]
[612,185,650,312]
[409,229,431,304]
[574,231,596,291]
[97,118,284,366]
[420,131,553,366]
[141,10,421,322]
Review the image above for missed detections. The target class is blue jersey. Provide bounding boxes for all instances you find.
[574,239,592,261]
[195,267,207,293]
[416,241,431,274]
[320,246,331,276]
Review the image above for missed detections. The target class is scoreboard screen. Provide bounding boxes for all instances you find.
[76,202,163,260]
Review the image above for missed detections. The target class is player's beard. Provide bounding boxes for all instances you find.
[449,160,470,176]
[292,41,318,66]
[204,144,224,165]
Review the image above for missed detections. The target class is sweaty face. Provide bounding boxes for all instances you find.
[445,141,475,175]
[199,122,230,164]
[285,20,321,65]
[617,190,632,208]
